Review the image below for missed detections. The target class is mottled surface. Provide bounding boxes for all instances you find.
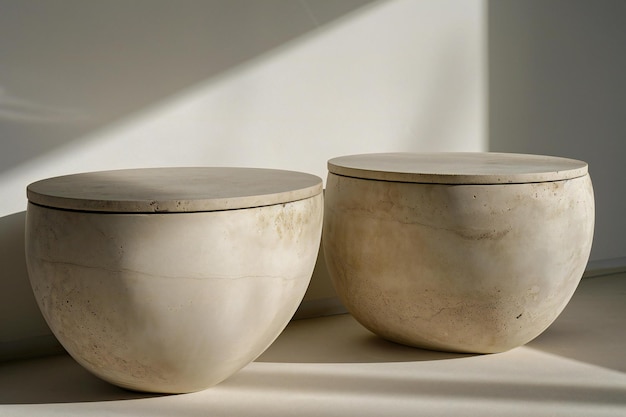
[26,193,323,393]
[323,170,594,353]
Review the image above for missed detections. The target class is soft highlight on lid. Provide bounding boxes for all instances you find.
[27,167,323,213]
[328,152,588,184]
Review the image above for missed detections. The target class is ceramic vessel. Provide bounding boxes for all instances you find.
[323,153,594,353]
[26,167,323,393]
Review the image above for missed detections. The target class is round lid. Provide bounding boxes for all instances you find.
[27,167,323,213]
[328,152,588,184]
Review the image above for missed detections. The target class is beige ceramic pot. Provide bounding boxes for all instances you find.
[323,153,594,353]
[26,167,323,393]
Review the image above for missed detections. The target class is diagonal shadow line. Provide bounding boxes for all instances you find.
[224,364,626,407]
[524,274,626,374]
[0,0,381,362]
[0,0,381,174]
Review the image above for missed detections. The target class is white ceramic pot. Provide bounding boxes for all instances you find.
[26,167,323,393]
[323,153,594,353]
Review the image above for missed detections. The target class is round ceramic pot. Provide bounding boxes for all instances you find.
[26,167,323,393]
[323,153,594,353]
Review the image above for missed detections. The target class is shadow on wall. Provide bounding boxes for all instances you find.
[0,0,378,362]
[1,0,487,361]
[0,0,378,173]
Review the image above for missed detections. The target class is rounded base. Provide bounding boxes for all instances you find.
[26,194,323,392]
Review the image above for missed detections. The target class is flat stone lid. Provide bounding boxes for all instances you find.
[27,167,323,213]
[328,152,588,184]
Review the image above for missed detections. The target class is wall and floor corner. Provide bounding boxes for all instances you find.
[0,0,623,361]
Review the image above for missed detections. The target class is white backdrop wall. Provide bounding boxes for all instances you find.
[0,0,486,359]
